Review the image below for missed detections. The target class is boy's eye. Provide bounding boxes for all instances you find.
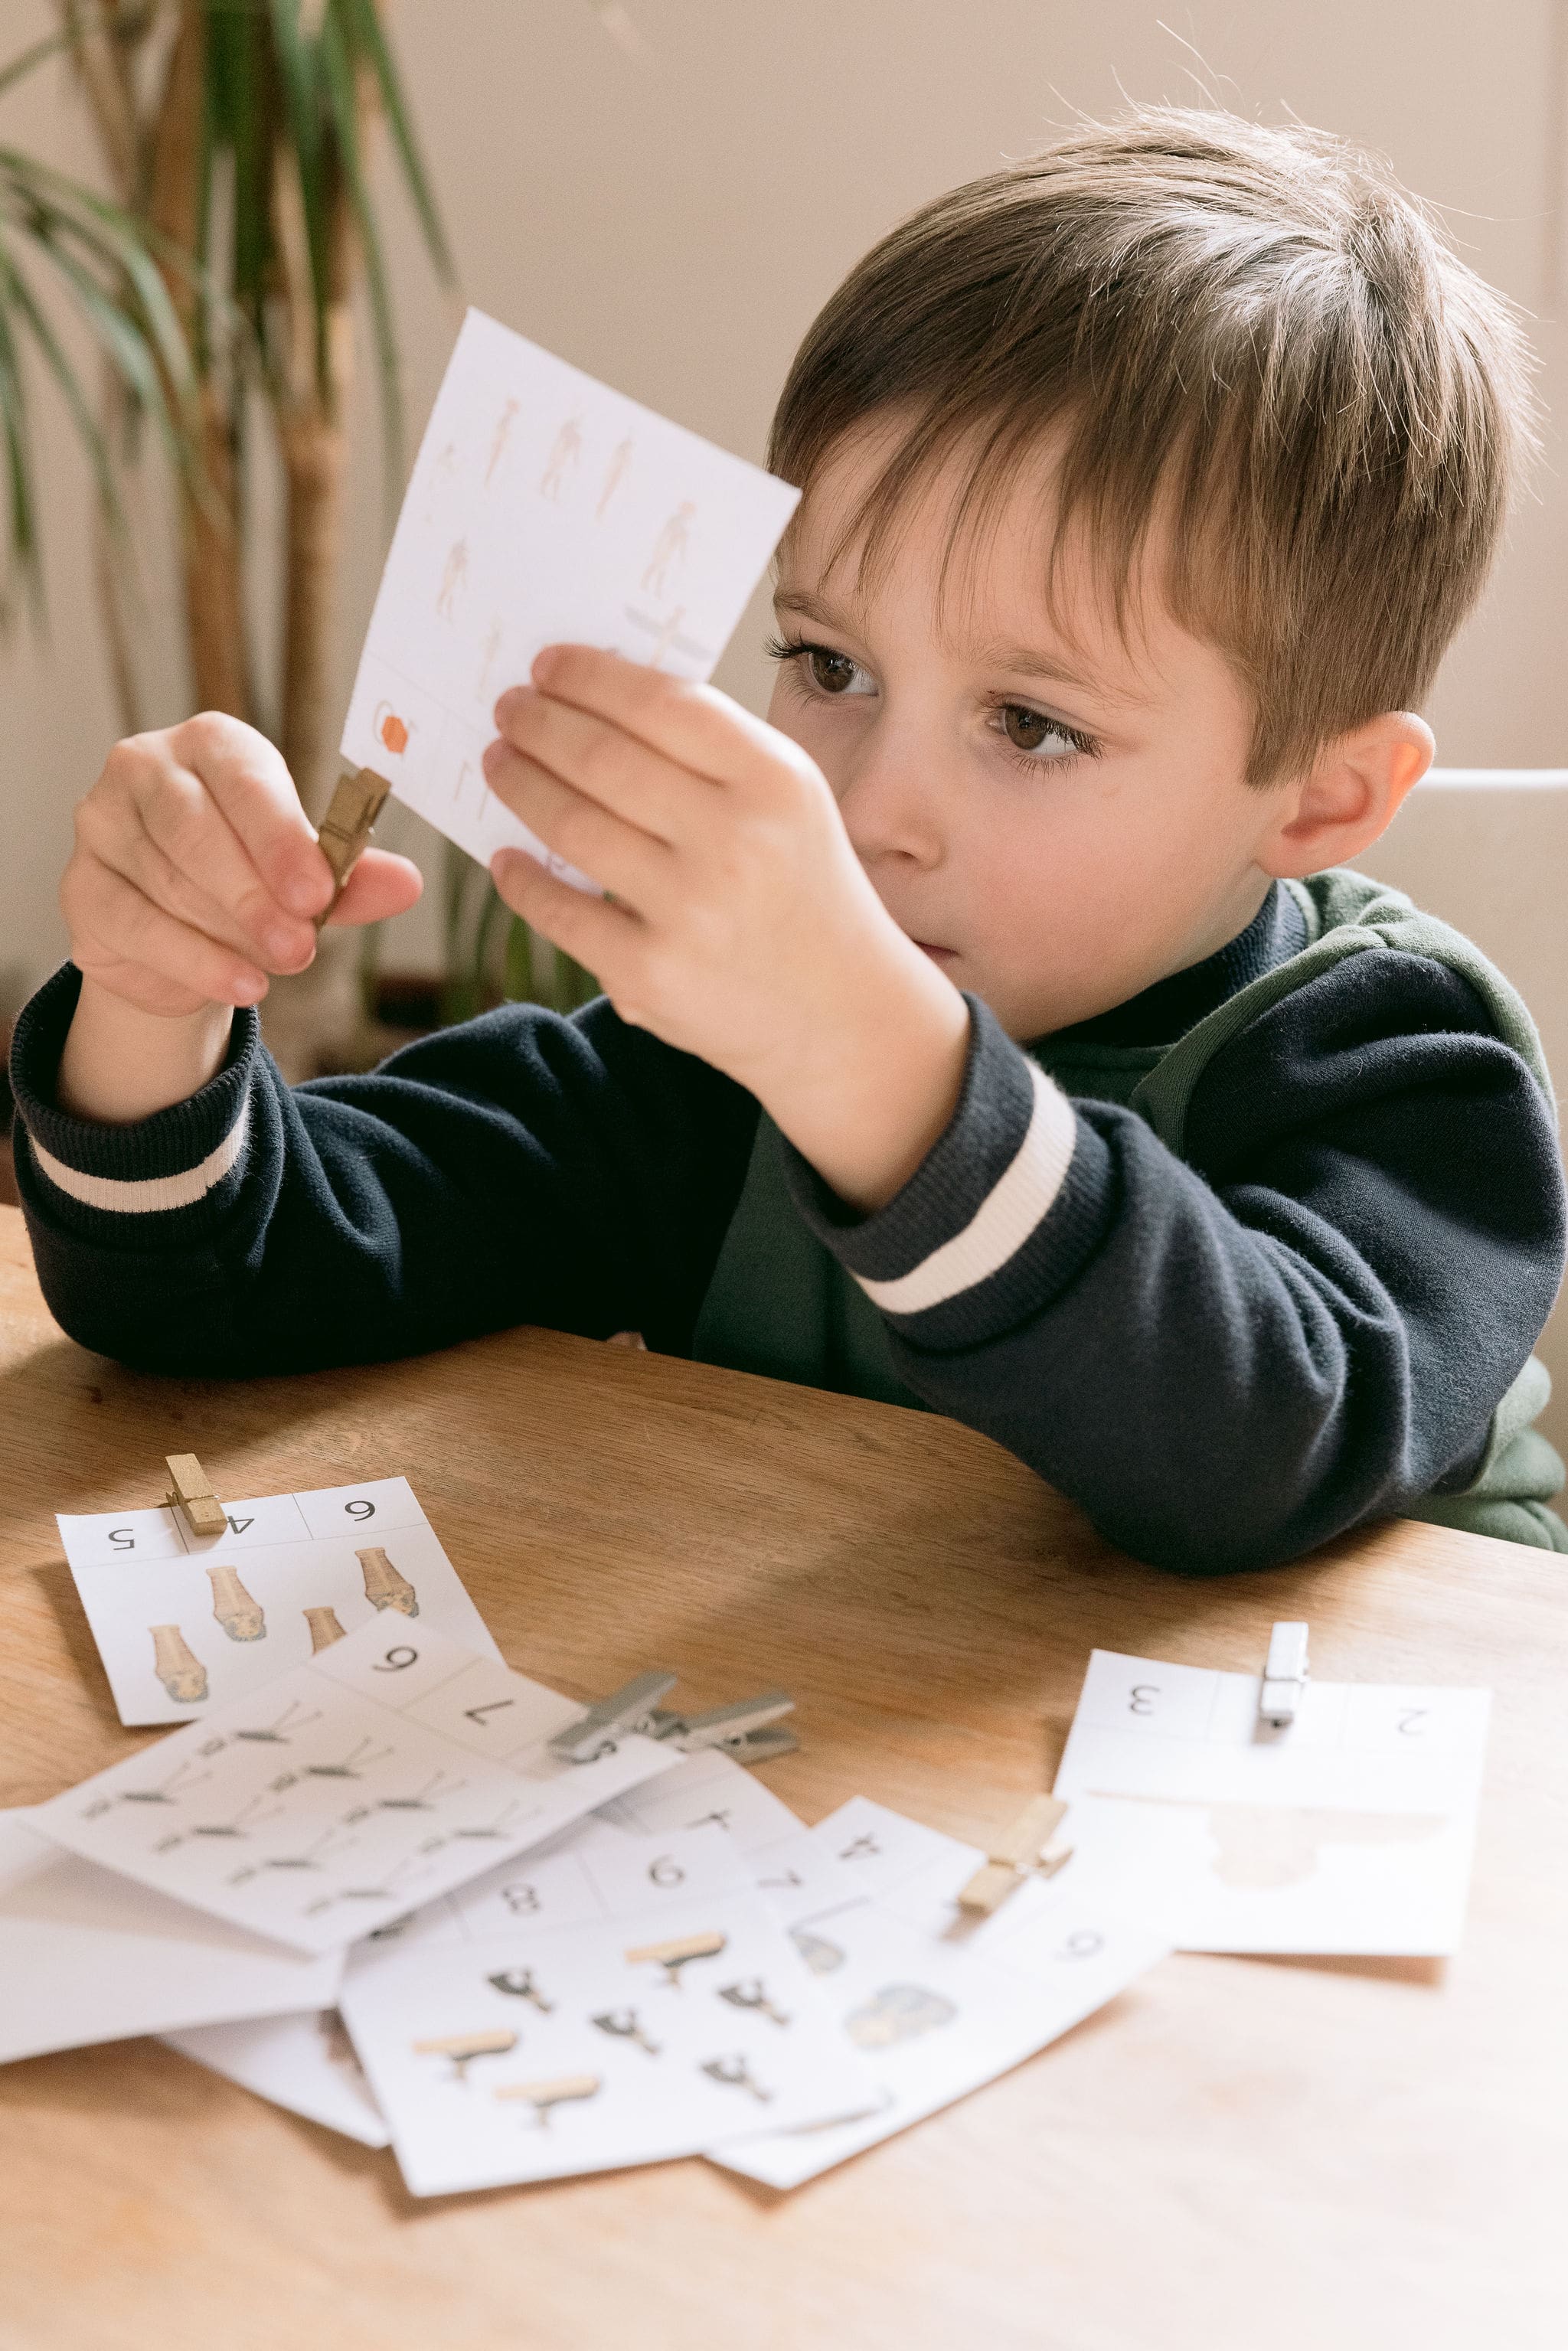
[1001,704,1083,756]
[805,647,868,696]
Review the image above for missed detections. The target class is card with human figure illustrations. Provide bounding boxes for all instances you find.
[29,1622,678,1955]
[340,307,801,886]
[57,1475,500,1728]
[1051,1648,1491,1955]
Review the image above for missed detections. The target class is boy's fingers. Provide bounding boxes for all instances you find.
[490,848,634,988]
[507,648,819,799]
[117,778,319,971]
[482,745,672,910]
[163,713,335,919]
[490,687,706,841]
[71,864,269,1007]
[322,848,425,929]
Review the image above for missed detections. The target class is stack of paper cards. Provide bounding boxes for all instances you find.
[0,1811,340,2066]
[26,1621,678,1954]
[714,1797,1170,2189]
[341,309,801,884]
[339,1827,877,2194]
[57,1476,498,1727]
[1052,1650,1491,1954]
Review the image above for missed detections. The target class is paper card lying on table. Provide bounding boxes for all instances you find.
[1052,1648,1491,1955]
[162,2010,390,2149]
[713,1797,1170,2189]
[341,308,801,883]
[165,1780,815,2145]
[340,1869,878,2196]
[57,1475,498,1728]
[0,1811,340,2066]
[29,1622,677,1956]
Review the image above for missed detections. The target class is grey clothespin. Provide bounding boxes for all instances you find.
[548,1673,799,1765]
[1259,1621,1310,1728]
[648,1687,799,1765]
[547,1670,678,1764]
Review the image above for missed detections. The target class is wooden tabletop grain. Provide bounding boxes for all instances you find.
[0,1203,1561,2351]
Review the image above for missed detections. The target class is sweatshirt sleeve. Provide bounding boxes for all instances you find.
[785,962,1567,1572]
[9,964,758,1376]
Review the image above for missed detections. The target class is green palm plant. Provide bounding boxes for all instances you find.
[2,4,594,1061]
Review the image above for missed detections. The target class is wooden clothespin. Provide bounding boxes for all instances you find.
[623,1928,727,1988]
[1259,1621,1310,1728]
[957,1794,1073,1916]
[165,1453,226,1540]
[314,764,391,922]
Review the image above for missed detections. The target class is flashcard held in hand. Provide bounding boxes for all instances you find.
[57,1476,499,1728]
[29,1622,678,1955]
[341,309,801,886]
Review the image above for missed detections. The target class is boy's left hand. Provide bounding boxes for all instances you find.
[485,646,969,1212]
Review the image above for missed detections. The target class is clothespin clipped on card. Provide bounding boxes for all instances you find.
[1259,1621,1310,1729]
[164,1453,226,1540]
[547,1671,798,1766]
[314,764,391,923]
[648,1687,798,1765]
[957,1794,1073,1916]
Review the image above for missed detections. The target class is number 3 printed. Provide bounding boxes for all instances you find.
[1128,1684,1158,1716]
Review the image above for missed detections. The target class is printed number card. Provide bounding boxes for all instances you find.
[57,1475,500,1728]
[714,1797,1170,2191]
[29,1622,678,1955]
[1052,1648,1492,1955]
[339,1876,879,2196]
[0,1811,341,2068]
[340,308,801,883]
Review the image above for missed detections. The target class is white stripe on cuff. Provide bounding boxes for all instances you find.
[854,1061,1076,1318]
[29,1100,251,1216]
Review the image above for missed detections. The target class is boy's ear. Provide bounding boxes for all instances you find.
[1256,712,1434,879]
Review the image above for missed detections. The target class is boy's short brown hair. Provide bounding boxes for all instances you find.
[769,107,1536,783]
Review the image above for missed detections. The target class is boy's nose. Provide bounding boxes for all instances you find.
[835,731,946,871]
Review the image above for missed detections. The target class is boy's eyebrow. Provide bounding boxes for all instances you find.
[774,589,1148,710]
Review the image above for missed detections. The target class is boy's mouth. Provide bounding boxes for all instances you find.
[914,941,958,965]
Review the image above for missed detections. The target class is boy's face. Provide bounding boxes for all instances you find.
[766,427,1298,1038]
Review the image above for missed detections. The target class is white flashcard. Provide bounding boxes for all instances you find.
[339,1885,877,2196]
[341,308,801,883]
[30,1622,678,1955]
[595,1743,804,1852]
[57,1475,499,1728]
[162,2009,390,2149]
[0,1811,339,2066]
[714,1798,1169,2189]
[1051,1649,1492,1955]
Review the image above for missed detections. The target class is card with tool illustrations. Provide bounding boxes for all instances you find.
[339,1864,879,2196]
[28,1622,678,1956]
[1051,1648,1491,1955]
[57,1475,500,1728]
[712,1797,1170,2190]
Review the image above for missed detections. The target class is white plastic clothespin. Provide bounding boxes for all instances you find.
[957,1794,1073,1916]
[547,1673,798,1766]
[1259,1620,1310,1728]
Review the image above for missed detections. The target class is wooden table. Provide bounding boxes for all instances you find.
[0,1203,1560,2351]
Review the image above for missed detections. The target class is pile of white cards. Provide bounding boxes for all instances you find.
[4,1479,1492,2198]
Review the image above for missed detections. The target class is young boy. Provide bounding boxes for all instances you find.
[10,108,1566,1573]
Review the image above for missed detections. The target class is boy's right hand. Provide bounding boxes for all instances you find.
[61,713,421,1018]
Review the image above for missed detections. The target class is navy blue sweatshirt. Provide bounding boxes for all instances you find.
[10,870,1566,1572]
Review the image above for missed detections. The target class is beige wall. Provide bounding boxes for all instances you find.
[1,0,1565,994]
